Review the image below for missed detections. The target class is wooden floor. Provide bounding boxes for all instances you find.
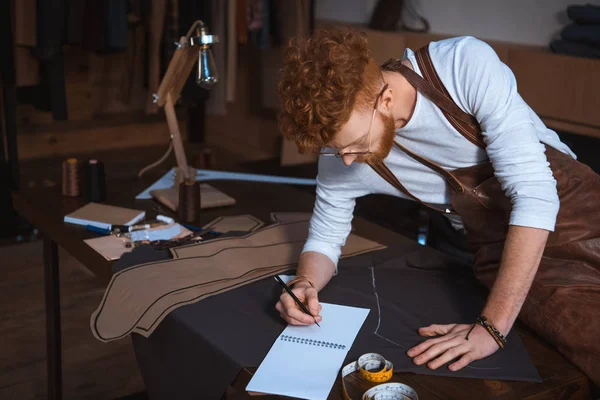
[0,241,144,400]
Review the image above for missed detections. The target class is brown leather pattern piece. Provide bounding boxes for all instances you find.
[91,221,387,342]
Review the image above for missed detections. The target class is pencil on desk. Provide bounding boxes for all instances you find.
[274,275,321,327]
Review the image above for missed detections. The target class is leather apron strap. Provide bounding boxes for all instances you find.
[367,44,487,213]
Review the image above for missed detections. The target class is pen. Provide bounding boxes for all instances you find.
[274,275,320,327]
[181,223,208,232]
[111,222,164,233]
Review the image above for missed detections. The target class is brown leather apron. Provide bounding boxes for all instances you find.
[368,45,600,385]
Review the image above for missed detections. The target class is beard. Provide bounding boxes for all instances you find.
[356,112,396,163]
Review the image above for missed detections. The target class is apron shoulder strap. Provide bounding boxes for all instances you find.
[367,158,456,214]
[381,45,486,149]
[414,45,486,148]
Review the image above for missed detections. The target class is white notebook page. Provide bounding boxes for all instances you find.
[246,302,370,400]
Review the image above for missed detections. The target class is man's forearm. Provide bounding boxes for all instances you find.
[482,225,549,335]
[295,251,337,291]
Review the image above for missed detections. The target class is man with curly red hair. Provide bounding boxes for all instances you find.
[274,27,600,386]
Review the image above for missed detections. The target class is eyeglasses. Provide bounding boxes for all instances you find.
[319,83,389,158]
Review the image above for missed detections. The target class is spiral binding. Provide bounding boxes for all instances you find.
[280,335,346,350]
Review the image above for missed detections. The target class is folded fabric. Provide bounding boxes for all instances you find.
[550,39,600,58]
[561,23,600,46]
[567,4,600,25]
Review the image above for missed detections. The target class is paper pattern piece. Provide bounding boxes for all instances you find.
[84,224,193,261]
[270,212,312,223]
[150,183,237,211]
[201,214,264,234]
[171,220,384,260]
[91,221,386,342]
[84,235,133,261]
[136,168,317,199]
[246,303,370,400]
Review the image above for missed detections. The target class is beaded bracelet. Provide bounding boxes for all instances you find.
[465,316,507,350]
[284,276,315,292]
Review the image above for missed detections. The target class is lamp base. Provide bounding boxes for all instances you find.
[150,183,236,212]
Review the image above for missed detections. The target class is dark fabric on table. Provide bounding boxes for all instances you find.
[113,238,540,400]
[322,252,541,382]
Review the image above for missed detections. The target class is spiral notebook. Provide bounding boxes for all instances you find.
[246,303,369,400]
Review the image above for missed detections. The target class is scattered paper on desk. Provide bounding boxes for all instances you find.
[130,223,187,242]
[64,202,145,230]
[84,235,132,261]
[202,214,264,233]
[246,303,369,400]
[136,169,177,199]
[278,274,295,284]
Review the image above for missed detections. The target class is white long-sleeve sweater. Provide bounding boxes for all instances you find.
[302,36,577,268]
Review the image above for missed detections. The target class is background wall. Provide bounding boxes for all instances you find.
[316,0,600,46]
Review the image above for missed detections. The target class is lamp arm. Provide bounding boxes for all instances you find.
[185,20,205,38]
[164,93,192,182]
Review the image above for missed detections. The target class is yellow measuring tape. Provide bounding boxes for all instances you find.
[341,353,418,400]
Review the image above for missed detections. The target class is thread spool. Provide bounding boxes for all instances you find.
[178,179,201,222]
[83,159,106,202]
[62,158,81,197]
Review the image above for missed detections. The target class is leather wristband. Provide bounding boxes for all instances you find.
[465,315,507,350]
[285,276,315,291]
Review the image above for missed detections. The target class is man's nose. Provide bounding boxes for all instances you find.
[342,154,357,166]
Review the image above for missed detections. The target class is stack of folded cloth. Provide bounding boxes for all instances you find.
[551,4,600,58]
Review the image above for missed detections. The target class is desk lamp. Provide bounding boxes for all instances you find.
[141,20,219,220]
[156,20,218,181]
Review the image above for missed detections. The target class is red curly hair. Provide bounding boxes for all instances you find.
[277,27,383,153]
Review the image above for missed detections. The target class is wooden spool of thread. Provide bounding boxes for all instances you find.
[178,179,201,222]
[62,158,81,197]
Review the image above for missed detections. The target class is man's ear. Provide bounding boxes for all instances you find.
[378,87,393,113]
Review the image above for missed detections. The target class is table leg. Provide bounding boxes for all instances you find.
[43,237,62,400]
